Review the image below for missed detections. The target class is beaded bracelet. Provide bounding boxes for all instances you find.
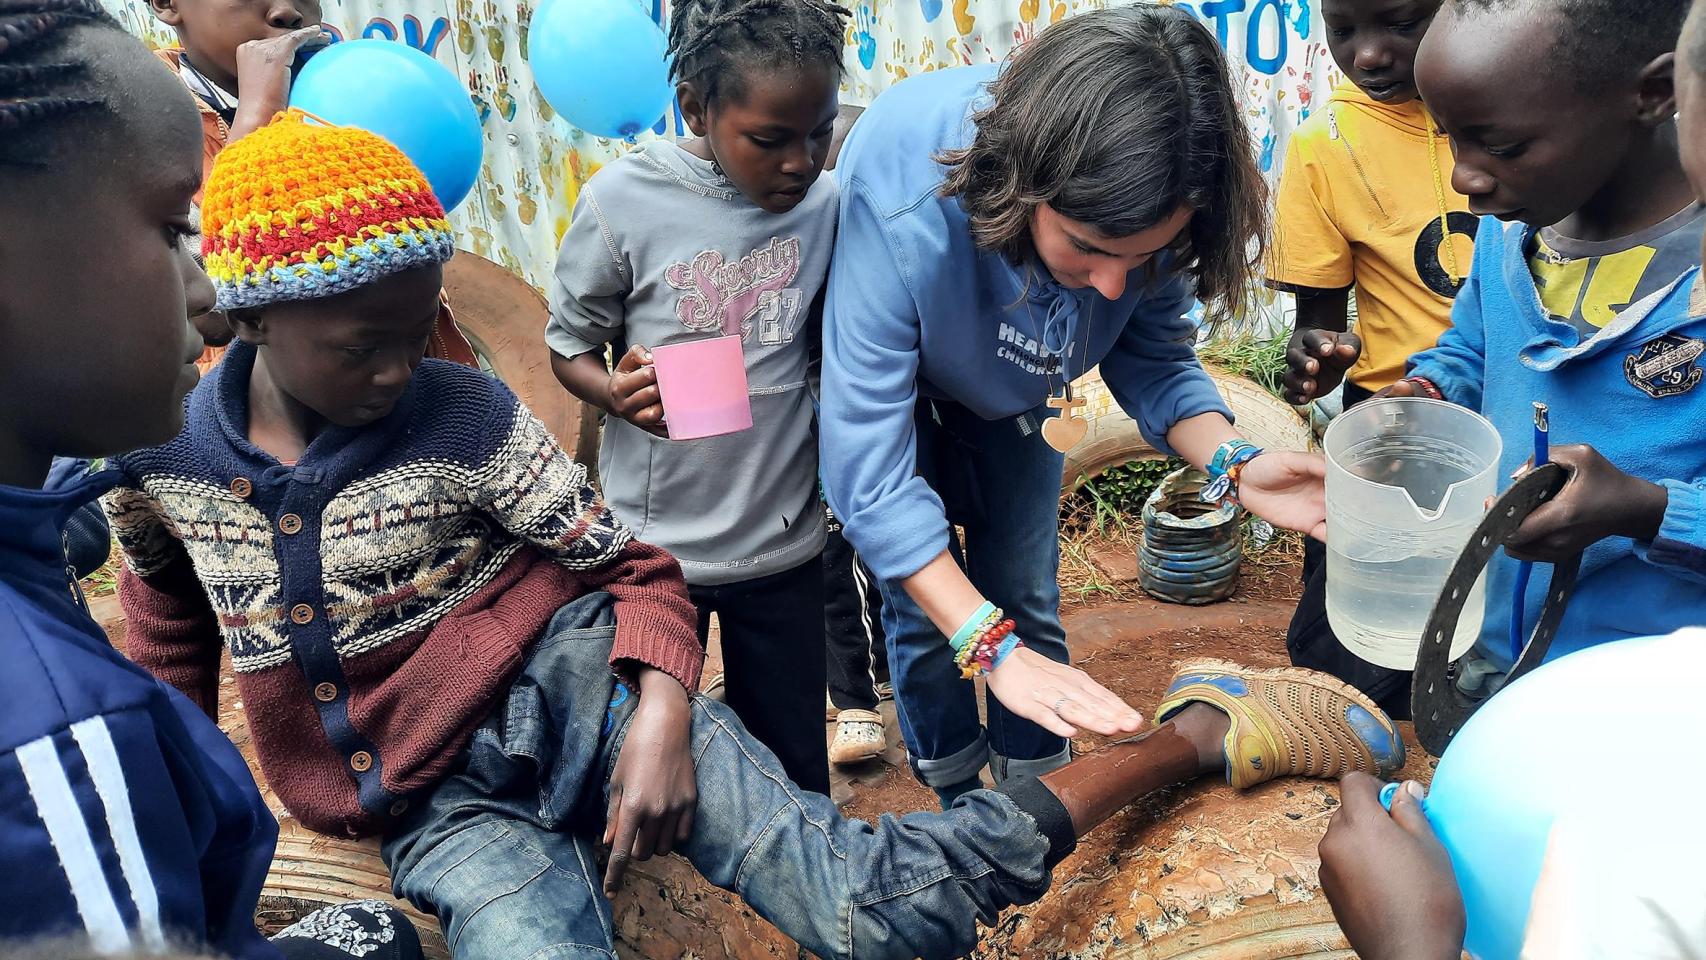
[1405,376,1445,401]
[950,602,1000,654]
[957,618,1019,678]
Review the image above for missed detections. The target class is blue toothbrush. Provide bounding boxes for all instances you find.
[1508,403,1550,662]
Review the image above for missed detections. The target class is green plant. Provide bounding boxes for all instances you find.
[1197,330,1290,400]
[80,550,120,600]
[1065,456,1188,534]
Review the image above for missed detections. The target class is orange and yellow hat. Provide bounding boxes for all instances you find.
[200,110,455,311]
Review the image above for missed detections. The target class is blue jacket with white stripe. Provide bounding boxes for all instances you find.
[0,466,278,956]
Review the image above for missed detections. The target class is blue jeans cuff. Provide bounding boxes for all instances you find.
[989,744,1071,787]
[910,728,990,788]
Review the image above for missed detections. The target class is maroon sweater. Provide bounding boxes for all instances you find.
[109,347,703,836]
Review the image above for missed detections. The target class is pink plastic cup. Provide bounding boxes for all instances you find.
[650,336,753,441]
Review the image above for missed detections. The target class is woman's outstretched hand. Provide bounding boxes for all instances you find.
[985,646,1146,738]
[1237,450,1328,541]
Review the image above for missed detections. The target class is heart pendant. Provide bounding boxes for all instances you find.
[1041,413,1087,453]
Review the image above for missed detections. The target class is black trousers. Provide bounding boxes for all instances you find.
[690,555,831,794]
[824,508,888,713]
[1285,380,1415,719]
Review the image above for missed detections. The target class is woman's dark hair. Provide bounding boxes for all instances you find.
[667,0,851,104]
[0,0,118,166]
[938,4,1267,316]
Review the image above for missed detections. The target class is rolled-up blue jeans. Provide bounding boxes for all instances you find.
[381,592,1069,960]
[877,400,1072,800]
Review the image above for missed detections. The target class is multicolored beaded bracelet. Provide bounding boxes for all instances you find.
[950,602,1001,654]
[957,618,1019,678]
[1404,376,1445,401]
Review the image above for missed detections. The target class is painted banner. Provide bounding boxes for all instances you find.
[104,0,1340,327]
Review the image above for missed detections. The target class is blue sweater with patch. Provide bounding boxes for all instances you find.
[820,64,1230,581]
[1408,216,1706,671]
[0,467,278,956]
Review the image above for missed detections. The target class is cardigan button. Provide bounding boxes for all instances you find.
[389,799,410,816]
[313,682,337,703]
[279,513,304,535]
[350,751,373,773]
[290,603,315,625]
[230,477,253,498]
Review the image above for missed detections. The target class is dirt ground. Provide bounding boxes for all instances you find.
[93,537,1408,958]
[755,543,1310,825]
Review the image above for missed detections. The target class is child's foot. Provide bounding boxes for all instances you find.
[829,708,885,766]
[1155,660,1404,789]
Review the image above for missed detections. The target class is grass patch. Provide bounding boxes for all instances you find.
[81,552,120,600]
[1197,331,1290,401]
[1064,457,1189,536]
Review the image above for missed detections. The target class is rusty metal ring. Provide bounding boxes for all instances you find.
[1412,463,1583,756]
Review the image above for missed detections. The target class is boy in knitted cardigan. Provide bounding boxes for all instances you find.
[107,115,1403,960]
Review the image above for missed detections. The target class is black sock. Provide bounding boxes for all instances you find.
[998,774,1077,869]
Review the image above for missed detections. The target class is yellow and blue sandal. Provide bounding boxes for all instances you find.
[1155,659,1405,789]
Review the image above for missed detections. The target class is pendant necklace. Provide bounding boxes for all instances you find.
[1026,286,1094,454]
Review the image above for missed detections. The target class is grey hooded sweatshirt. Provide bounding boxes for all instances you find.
[545,140,832,585]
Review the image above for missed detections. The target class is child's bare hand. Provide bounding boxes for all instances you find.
[229,26,329,142]
[602,670,697,898]
[1319,773,1464,960]
[985,646,1145,738]
[1372,379,1423,400]
[607,344,667,436]
[1283,329,1361,405]
[1504,445,1668,563]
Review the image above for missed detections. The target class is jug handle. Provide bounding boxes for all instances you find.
[1411,463,1581,756]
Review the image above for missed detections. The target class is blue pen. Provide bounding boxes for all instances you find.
[1508,403,1551,662]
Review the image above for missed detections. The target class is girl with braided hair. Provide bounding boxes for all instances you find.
[548,0,853,794]
[0,7,423,957]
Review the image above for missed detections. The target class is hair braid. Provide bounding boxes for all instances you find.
[667,0,849,103]
[0,0,114,165]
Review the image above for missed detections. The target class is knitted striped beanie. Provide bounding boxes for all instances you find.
[200,110,456,311]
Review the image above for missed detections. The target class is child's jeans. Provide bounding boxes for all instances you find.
[688,555,830,794]
[381,593,1063,960]
[876,400,1073,806]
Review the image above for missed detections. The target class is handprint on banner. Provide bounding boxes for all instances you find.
[514,167,539,224]
[852,4,877,68]
[480,0,505,61]
[493,63,518,122]
[951,0,975,36]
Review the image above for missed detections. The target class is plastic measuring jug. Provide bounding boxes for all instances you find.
[1323,397,1502,670]
[650,336,753,440]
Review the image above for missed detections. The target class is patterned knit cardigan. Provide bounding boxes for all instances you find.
[106,342,702,836]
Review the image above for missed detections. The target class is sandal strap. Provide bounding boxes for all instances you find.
[836,708,883,725]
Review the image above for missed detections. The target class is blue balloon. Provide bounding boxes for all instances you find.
[290,39,483,210]
[528,0,673,140]
[1423,632,1706,959]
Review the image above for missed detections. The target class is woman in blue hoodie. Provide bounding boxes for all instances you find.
[821,5,1331,807]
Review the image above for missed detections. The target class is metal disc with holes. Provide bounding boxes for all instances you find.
[1412,463,1581,755]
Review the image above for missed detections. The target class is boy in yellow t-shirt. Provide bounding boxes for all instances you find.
[1269,0,1475,716]
[1273,0,1475,406]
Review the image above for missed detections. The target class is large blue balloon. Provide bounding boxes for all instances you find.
[290,39,483,210]
[1424,631,1706,958]
[528,0,672,140]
